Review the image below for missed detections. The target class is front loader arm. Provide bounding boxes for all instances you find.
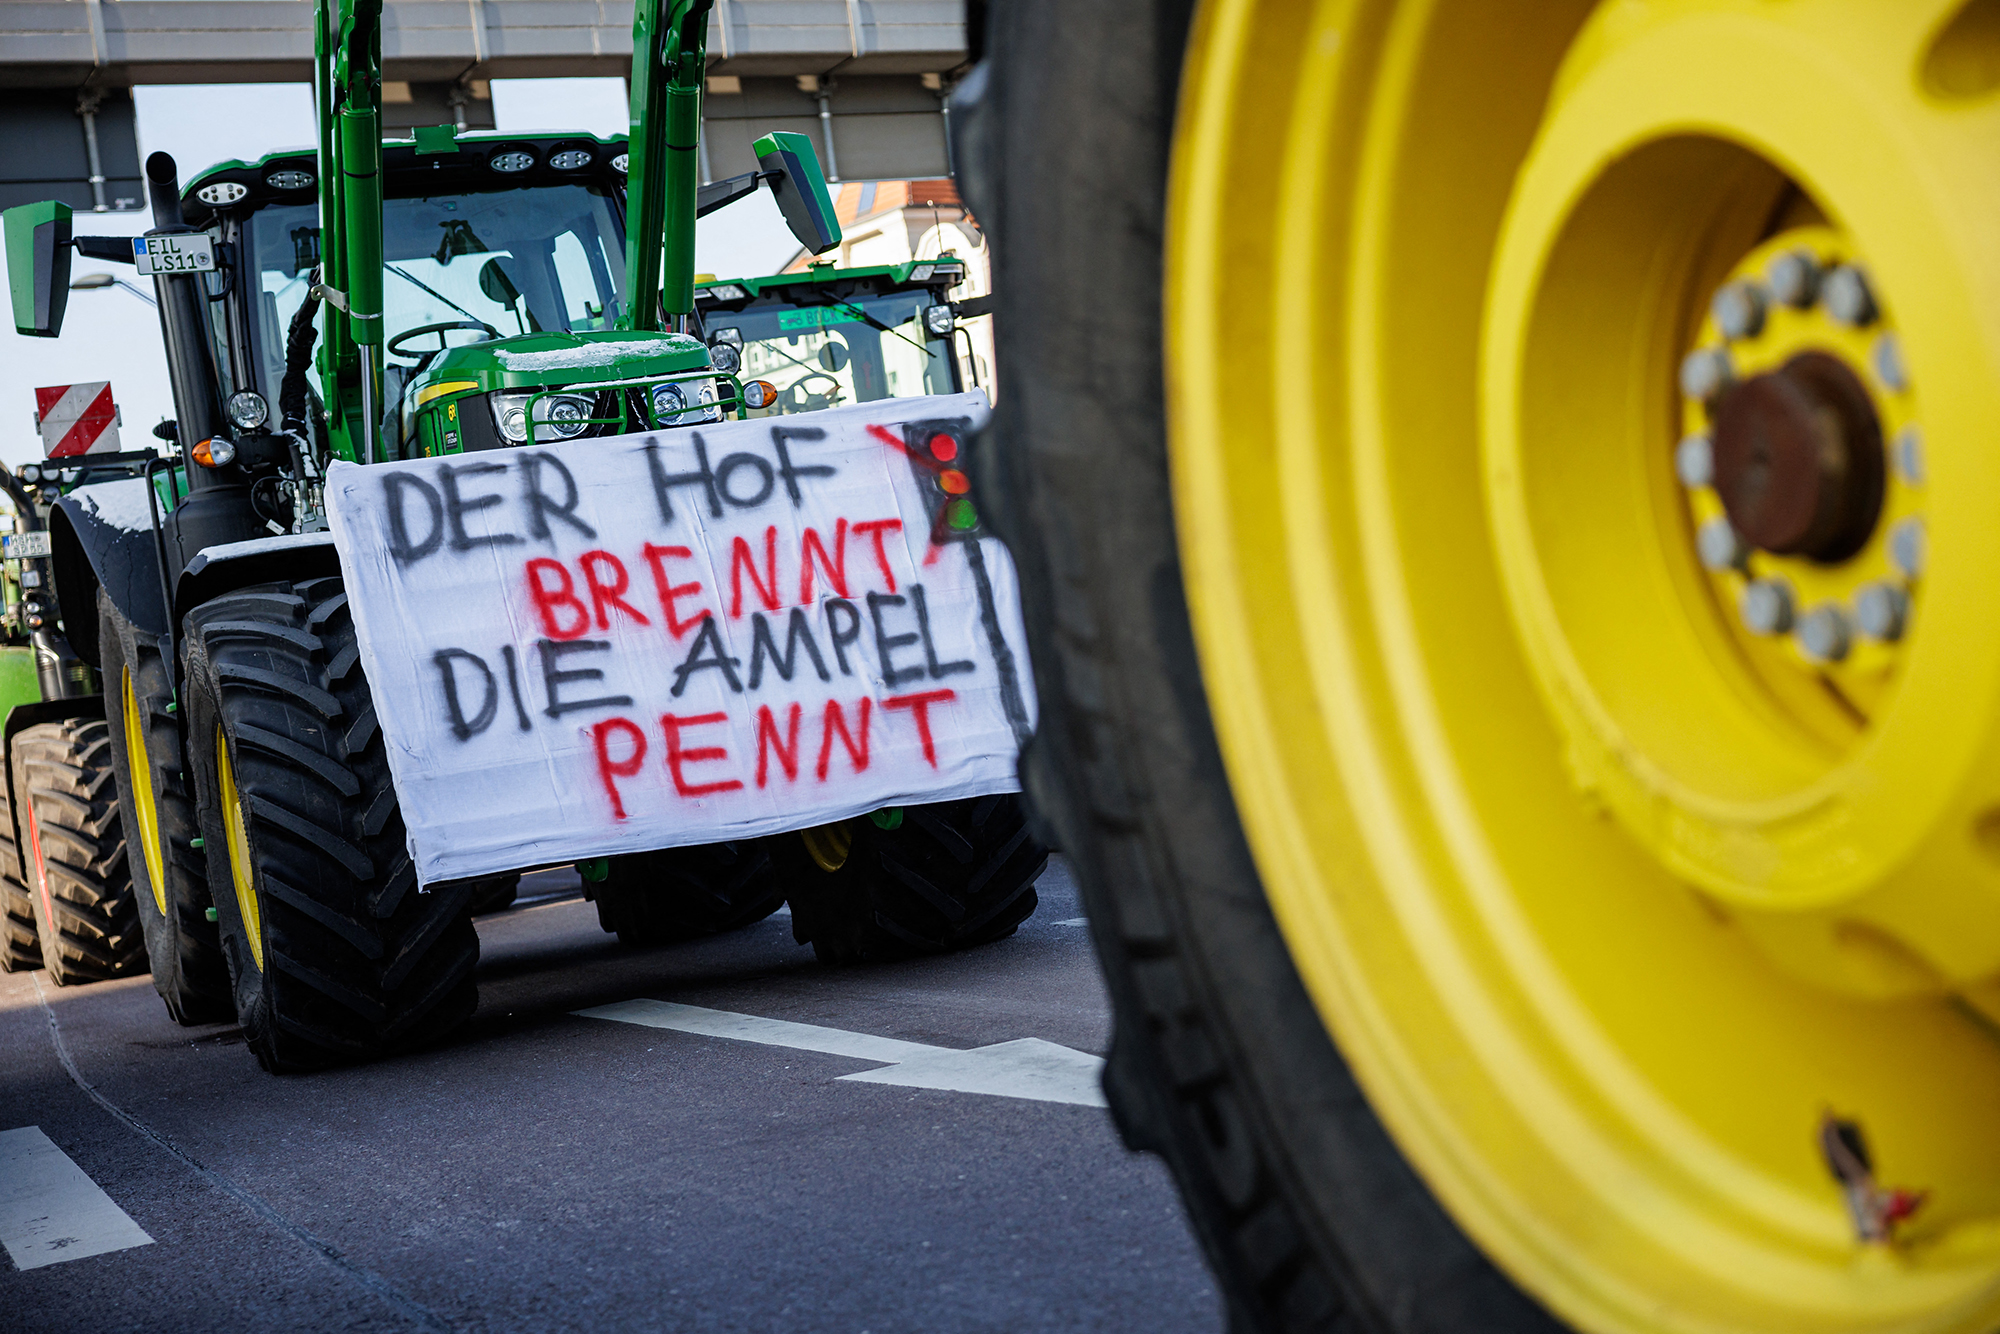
[623,0,713,333]
[314,0,385,463]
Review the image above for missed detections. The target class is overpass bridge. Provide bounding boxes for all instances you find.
[0,0,967,210]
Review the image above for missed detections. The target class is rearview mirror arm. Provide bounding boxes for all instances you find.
[695,170,782,219]
[74,236,138,265]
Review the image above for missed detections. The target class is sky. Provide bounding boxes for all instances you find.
[0,78,802,465]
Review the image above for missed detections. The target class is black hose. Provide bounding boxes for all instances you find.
[249,475,293,530]
[278,277,323,436]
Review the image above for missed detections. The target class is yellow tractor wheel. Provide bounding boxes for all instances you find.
[971,1,2000,1330]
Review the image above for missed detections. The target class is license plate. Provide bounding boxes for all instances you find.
[131,233,215,277]
[3,533,52,560]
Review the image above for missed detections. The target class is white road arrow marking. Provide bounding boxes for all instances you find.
[0,1126,153,1270]
[576,999,1108,1108]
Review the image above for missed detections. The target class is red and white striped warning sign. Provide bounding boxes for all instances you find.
[34,382,122,458]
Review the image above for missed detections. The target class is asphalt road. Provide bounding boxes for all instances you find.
[0,858,1221,1332]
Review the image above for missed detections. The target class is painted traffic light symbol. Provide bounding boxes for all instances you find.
[867,420,981,557]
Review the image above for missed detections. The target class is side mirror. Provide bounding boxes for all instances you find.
[753,132,842,256]
[4,201,74,338]
[817,341,850,372]
[478,257,521,308]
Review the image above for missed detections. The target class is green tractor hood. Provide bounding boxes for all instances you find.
[403,327,724,456]
[414,328,710,399]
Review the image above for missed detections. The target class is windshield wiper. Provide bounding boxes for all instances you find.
[750,338,833,379]
[385,263,487,332]
[804,294,934,358]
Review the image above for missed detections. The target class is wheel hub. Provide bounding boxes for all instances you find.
[1709,351,1883,562]
[1676,228,1923,697]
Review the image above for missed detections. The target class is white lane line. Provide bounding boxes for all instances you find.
[1055,918,1088,926]
[578,999,936,1063]
[576,999,1107,1108]
[839,1038,1105,1106]
[0,1126,153,1270]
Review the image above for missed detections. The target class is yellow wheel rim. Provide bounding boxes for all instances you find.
[1169,1,2000,1329]
[122,666,168,918]
[215,726,263,974]
[800,822,852,873]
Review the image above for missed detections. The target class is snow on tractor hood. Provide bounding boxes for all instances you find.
[419,329,712,397]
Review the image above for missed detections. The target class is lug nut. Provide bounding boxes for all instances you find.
[1767,250,1821,308]
[1741,578,1796,635]
[1890,516,1926,579]
[1711,281,1768,340]
[1675,432,1714,488]
[1895,425,1925,486]
[1853,582,1910,642]
[1796,604,1853,662]
[1696,516,1746,570]
[1872,334,1907,393]
[1679,346,1734,403]
[1822,265,1878,328]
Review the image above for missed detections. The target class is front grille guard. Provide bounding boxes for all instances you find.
[511,369,748,443]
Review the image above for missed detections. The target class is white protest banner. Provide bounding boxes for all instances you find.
[324,392,1034,885]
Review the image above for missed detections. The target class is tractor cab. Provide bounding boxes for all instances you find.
[183,130,724,468]
[694,260,978,416]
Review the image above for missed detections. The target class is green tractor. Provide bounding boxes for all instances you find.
[2,0,1043,1071]
[0,449,170,989]
[681,258,1013,956]
[693,256,987,419]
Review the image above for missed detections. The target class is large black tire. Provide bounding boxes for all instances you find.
[100,591,233,1024]
[183,577,479,1073]
[468,873,522,916]
[967,6,1556,1331]
[586,841,782,946]
[0,766,41,972]
[13,718,147,985]
[776,795,1045,964]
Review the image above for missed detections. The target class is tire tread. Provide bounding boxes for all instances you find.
[779,796,1046,964]
[100,590,233,1023]
[586,841,783,946]
[14,718,147,984]
[187,578,477,1072]
[976,3,1563,1328]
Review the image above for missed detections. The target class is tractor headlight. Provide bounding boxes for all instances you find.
[541,395,593,439]
[708,342,741,374]
[649,379,722,428]
[923,304,955,337]
[196,181,249,206]
[226,390,269,431]
[491,390,596,443]
[649,381,688,425]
